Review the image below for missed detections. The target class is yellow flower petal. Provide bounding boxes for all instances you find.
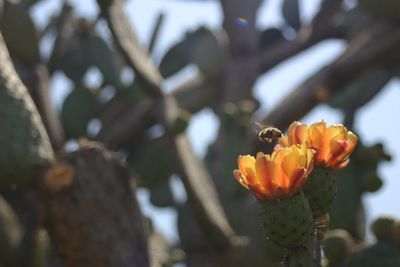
[255,155,276,197]
[308,121,326,152]
[234,144,314,199]
[238,155,257,184]
[288,121,308,145]
[280,121,358,169]
[233,169,249,189]
[279,136,289,147]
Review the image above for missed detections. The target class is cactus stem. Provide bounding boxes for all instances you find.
[284,229,321,267]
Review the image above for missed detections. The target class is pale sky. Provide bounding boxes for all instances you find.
[31,0,400,243]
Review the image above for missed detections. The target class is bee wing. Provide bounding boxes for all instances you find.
[253,121,266,133]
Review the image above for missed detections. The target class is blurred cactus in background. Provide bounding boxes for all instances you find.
[0,0,400,266]
[323,215,400,267]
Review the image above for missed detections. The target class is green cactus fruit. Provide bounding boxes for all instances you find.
[322,229,353,265]
[259,192,313,248]
[0,71,54,188]
[361,173,383,192]
[304,166,337,218]
[0,195,23,266]
[371,215,396,242]
[264,239,285,263]
[61,87,99,139]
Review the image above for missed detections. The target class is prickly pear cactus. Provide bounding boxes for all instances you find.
[128,136,176,208]
[0,34,54,188]
[159,27,228,78]
[61,87,99,139]
[50,19,121,87]
[330,140,390,239]
[342,215,400,267]
[344,241,400,267]
[304,166,337,218]
[322,229,353,267]
[259,192,313,248]
[179,99,284,267]
[323,216,400,267]
[371,216,396,242]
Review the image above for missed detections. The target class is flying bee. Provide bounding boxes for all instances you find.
[254,122,283,143]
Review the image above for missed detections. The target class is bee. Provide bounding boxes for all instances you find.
[254,122,283,143]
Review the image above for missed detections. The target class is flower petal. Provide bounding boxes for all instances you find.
[238,155,257,184]
[329,140,348,160]
[336,158,350,169]
[289,167,307,192]
[281,147,300,187]
[288,121,308,145]
[347,131,358,152]
[255,154,276,197]
[233,169,249,189]
[278,136,289,147]
[306,148,315,171]
[309,121,326,151]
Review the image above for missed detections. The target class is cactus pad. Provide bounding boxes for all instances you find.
[0,65,54,188]
[371,215,396,242]
[322,229,353,265]
[304,166,337,218]
[259,192,313,248]
[61,87,99,139]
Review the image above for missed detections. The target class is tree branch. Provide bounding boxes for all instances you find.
[258,21,400,137]
[95,0,349,147]
[259,0,345,74]
[98,0,163,97]
[161,95,240,249]
[96,97,156,149]
[97,0,239,250]
[17,62,66,152]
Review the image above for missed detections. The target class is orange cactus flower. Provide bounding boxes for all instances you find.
[279,121,358,169]
[233,143,314,200]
